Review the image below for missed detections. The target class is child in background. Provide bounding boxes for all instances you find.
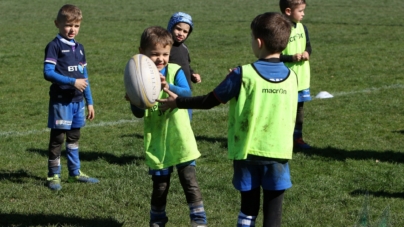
[126,26,207,227]
[158,12,296,227]
[167,12,201,120]
[43,4,99,191]
[279,0,313,149]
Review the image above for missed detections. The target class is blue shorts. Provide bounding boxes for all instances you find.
[149,160,196,176]
[298,88,312,102]
[232,160,292,191]
[48,100,86,129]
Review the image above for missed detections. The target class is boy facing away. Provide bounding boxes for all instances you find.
[43,4,99,191]
[126,26,207,227]
[279,0,313,149]
[158,12,296,227]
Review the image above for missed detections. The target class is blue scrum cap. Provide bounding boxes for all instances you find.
[167,12,194,34]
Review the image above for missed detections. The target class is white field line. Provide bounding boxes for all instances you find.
[0,108,227,138]
[1,84,402,138]
[317,84,404,98]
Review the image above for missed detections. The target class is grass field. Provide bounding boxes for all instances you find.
[1,0,404,226]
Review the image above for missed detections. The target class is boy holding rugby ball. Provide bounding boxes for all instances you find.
[126,26,207,227]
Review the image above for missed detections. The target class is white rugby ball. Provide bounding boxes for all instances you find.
[124,54,161,109]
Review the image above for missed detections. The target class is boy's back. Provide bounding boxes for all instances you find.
[226,60,297,160]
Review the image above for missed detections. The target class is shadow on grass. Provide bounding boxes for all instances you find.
[294,146,404,163]
[0,169,42,183]
[350,189,404,199]
[26,148,144,165]
[195,135,227,148]
[121,133,143,139]
[392,130,404,135]
[0,213,123,227]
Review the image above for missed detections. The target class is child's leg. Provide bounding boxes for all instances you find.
[48,129,66,177]
[150,175,171,226]
[238,187,260,227]
[262,190,284,227]
[65,128,99,183]
[294,102,311,149]
[66,128,81,176]
[177,164,207,226]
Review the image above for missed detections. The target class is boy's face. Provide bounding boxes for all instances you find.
[140,44,171,71]
[287,4,306,23]
[171,23,190,43]
[55,19,81,40]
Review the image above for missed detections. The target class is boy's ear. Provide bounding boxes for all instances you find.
[285,8,292,16]
[257,38,263,49]
[54,20,59,28]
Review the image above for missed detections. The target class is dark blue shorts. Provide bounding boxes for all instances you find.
[47,100,86,129]
[232,160,292,191]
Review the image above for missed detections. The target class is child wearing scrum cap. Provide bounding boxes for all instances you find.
[167,12,201,87]
[167,12,201,121]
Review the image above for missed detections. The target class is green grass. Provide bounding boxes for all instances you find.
[1,0,404,226]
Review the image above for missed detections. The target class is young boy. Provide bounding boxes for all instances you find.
[126,26,207,227]
[167,12,201,87]
[279,0,312,149]
[43,4,99,191]
[158,12,296,227]
[167,12,201,120]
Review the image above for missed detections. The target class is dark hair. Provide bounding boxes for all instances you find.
[56,4,82,23]
[279,0,307,13]
[140,26,173,51]
[250,12,291,54]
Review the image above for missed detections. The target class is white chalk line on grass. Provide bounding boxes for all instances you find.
[0,107,227,138]
[1,84,402,138]
[321,84,404,98]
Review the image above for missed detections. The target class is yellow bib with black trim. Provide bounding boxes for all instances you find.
[144,63,200,169]
[228,64,298,160]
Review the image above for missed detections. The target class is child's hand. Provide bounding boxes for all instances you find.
[301,51,310,61]
[293,53,302,62]
[124,93,138,106]
[160,74,169,90]
[124,93,130,102]
[191,73,201,83]
[157,88,178,112]
[74,78,88,92]
[86,105,95,120]
[228,67,237,72]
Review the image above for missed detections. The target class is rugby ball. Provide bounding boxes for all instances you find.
[124,54,161,109]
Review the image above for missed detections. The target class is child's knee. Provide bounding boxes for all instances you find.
[66,128,80,143]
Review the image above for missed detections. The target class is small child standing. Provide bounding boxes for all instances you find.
[43,4,99,191]
[126,26,207,227]
[167,12,201,120]
[279,0,313,149]
[167,12,201,87]
[158,12,296,227]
